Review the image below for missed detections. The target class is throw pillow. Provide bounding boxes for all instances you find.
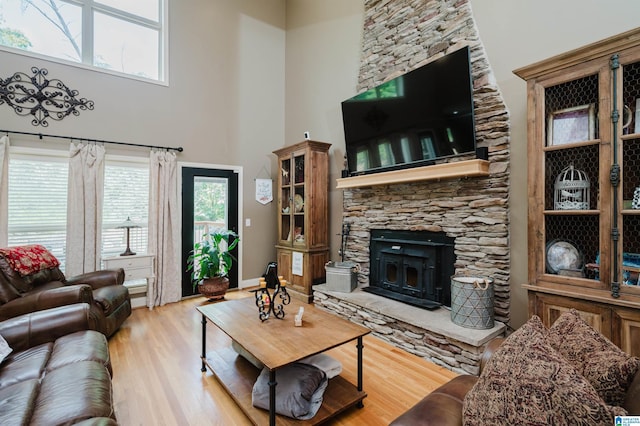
[0,244,60,276]
[463,315,627,425]
[548,309,640,407]
[299,353,343,379]
[0,334,12,364]
[252,363,328,420]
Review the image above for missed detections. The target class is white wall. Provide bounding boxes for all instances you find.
[285,0,364,261]
[471,0,640,328]
[0,0,286,285]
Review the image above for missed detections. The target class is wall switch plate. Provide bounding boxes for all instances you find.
[245,218,251,227]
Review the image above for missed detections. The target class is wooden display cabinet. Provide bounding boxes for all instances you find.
[515,28,640,356]
[273,140,331,303]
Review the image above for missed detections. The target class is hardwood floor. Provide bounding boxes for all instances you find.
[109,289,458,425]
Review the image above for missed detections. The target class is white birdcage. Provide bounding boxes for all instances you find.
[554,165,590,210]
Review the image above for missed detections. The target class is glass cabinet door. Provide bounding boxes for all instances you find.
[621,58,640,293]
[279,157,291,243]
[278,151,307,246]
[542,73,603,286]
[293,153,305,246]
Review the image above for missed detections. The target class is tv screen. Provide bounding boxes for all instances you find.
[341,46,476,176]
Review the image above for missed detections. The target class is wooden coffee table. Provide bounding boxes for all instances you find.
[197,297,370,425]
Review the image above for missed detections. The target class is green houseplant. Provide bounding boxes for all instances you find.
[187,229,239,300]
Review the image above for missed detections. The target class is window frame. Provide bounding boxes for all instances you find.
[102,153,150,260]
[0,0,169,85]
[7,146,70,270]
[7,146,151,271]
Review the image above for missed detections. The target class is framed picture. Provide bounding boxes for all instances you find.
[547,104,595,146]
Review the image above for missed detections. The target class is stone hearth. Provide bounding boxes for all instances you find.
[314,285,505,375]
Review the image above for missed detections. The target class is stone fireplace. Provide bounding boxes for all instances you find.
[313,0,511,375]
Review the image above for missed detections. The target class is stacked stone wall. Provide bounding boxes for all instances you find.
[314,291,488,375]
[344,0,512,323]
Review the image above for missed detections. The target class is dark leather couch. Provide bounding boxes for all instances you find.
[0,249,131,337]
[0,303,117,425]
[390,338,640,425]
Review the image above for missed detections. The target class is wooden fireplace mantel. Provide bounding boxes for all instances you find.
[335,159,490,189]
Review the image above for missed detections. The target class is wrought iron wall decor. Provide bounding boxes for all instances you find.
[0,67,94,127]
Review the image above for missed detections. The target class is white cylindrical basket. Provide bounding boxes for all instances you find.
[450,276,494,329]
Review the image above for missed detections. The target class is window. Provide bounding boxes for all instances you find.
[8,149,69,269]
[7,148,150,271]
[102,156,149,259]
[0,0,166,81]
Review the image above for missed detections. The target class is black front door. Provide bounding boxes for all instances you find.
[181,167,239,297]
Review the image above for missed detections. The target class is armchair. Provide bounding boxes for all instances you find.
[0,244,131,337]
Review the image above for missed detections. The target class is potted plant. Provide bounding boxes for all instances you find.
[187,229,239,300]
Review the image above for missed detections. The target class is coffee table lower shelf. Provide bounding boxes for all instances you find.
[202,346,367,425]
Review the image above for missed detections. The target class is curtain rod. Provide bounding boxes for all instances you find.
[0,129,184,152]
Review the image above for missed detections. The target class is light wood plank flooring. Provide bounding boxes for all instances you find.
[108,289,458,425]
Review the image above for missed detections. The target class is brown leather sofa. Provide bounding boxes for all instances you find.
[0,247,131,337]
[389,338,501,426]
[390,338,640,425]
[0,303,118,425]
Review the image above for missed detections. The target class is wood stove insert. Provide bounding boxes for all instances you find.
[366,229,454,310]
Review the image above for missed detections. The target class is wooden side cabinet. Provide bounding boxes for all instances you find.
[529,292,640,357]
[273,140,331,303]
[614,307,640,357]
[515,28,640,355]
[529,292,612,333]
[103,253,155,309]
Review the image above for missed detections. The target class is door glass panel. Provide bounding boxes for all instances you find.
[193,176,228,243]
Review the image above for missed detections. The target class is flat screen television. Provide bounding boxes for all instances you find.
[341,46,476,176]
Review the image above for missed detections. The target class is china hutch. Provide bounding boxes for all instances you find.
[515,28,640,356]
[273,140,331,303]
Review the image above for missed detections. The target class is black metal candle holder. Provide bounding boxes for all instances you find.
[253,278,290,322]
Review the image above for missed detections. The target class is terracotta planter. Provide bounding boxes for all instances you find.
[197,277,229,301]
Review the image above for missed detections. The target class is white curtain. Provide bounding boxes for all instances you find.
[65,142,105,276]
[147,150,181,308]
[0,135,9,247]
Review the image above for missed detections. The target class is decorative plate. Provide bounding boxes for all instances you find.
[546,239,583,274]
[294,194,304,213]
